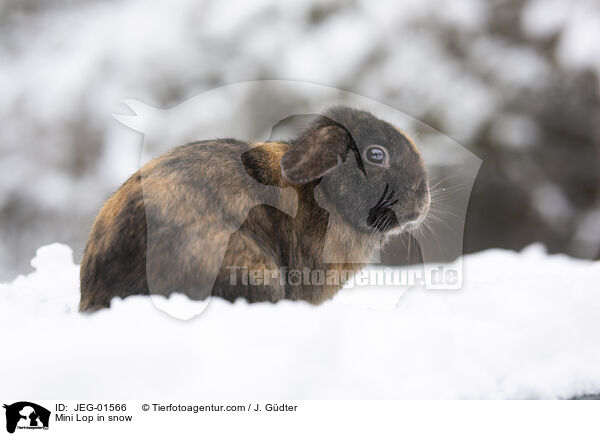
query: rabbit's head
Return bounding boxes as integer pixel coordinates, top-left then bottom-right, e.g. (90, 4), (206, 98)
(281, 106), (430, 234)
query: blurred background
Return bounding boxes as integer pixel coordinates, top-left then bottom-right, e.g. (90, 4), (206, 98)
(1, 0), (599, 281)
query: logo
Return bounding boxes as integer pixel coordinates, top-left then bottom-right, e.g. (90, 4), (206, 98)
(107, 81), (481, 320)
(3, 402), (50, 434)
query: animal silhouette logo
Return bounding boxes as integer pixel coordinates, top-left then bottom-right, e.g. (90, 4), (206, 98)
(3, 402), (50, 434)
(105, 81), (481, 319)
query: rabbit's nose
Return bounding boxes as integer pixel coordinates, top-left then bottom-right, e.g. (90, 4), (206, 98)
(401, 198), (430, 231)
(419, 198), (430, 219)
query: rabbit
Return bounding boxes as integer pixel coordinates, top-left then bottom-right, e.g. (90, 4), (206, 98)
(79, 106), (430, 311)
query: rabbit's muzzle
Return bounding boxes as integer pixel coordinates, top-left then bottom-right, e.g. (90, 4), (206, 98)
(367, 206), (399, 232)
(367, 183), (430, 233)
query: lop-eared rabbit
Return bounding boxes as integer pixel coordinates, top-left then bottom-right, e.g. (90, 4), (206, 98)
(80, 106), (430, 311)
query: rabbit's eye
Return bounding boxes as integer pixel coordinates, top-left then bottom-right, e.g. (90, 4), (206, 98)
(364, 145), (388, 165)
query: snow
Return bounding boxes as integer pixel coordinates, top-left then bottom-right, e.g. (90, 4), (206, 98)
(489, 113), (540, 149)
(521, 0), (571, 39)
(1, 243), (599, 399)
(555, 0), (600, 75)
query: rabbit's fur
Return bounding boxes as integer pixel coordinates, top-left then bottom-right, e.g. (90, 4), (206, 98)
(79, 106), (430, 311)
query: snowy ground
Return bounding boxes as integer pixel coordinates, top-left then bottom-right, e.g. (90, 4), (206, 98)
(1, 243), (599, 399)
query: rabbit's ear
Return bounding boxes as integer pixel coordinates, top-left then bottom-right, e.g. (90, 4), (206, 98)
(241, 143), (286, 187)
(281, 125), (354, 184)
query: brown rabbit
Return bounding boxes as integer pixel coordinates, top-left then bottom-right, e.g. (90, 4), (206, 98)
(79, 106), (430, 311)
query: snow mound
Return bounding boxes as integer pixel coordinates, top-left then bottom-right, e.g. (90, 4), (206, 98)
(1, 243), (599, 399)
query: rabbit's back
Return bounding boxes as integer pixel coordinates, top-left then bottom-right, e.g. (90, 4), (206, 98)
(79, 139), (288, 310)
